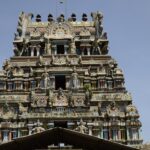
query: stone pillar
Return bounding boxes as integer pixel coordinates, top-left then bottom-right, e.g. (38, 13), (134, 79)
(88, 126), (92, 136)
(3, 130), (8, 142)
(4, 82), (6, 90)
(126, 128), (129, 140)
(87, 48), (90, 56)
(138, 128), (141, 140)
(66, 76), (70, 89)
(80, 78), (83, 89)
(20, 82), (23, 90)
(27, 123), (33, 135)
(0, 131), (2, 142)
(31, 47), (34, 56)
(17, 129), (21, 138)
(37, 78), (41, 88)
(64, 45), (68, 55)
(118, 129), (121, 140)
(104, 80), (107, 89)
(24, 81), (28, 91)
(109, 128), (112, 140)
(37, 49), (40, 56)
(50, 76), (55, 89)
(81, 48), (84, 55)
(53, 45), (57, 55)
(28, 127), (32, 135)
(100, 128), (103, 139)
(8, 131), (12, 141)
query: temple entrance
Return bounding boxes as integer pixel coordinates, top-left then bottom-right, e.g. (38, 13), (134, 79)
(55, 75), (66, 90)
(57, 45), (65, 54)
(54, 121), (67, 128)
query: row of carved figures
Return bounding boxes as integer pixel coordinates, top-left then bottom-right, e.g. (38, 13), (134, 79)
(13, 41), (108, 57)
(0, 119), (142, 143)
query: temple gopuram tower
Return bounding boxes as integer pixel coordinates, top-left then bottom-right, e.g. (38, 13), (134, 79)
(0, 11), (142, 148)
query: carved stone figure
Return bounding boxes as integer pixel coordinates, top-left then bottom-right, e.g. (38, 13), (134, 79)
(57, 88), (64, 99)
(13, 66), (24, 75)
(91, 11), (103, 38)
(71, 66), (79, 89)
(74, 119), (88, 134)
(66, 55), (70, 65)
(106, 102), (120, 117)
(17, 12), (33, 37)
(70, 39), (76, 54)
(30, 28), (41, 39)
(101, 32), (108, 39)
(37, 56), (44, 66)
(84, 84), (92, 106)
(52, 88), (68, 106)
(68, 91), (74, 107)
(32, 126), (45, 134)
(92, 39), (101, 55)
(45, 39), (51, 55)
(40, 68), (50, 89)
(32, 120), (45, 134)
(78, 55), (82, 64)
(19, 103), (28, 115)
(13, 44), (20, 56)
(6, 67), (13, 78)
(101, 42), (109, 55)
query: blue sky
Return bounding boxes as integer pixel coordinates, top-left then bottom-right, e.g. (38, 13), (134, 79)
(0, 0), (150, 142)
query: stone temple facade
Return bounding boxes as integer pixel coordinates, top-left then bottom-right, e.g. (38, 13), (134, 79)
(0, 12), (142, 148)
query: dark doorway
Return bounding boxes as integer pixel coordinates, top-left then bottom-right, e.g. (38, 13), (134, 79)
(55, 75), (66, 90)
(57, 45), (64, 54)
(84, 48), (88, 55)
(54, 121), (67, 128)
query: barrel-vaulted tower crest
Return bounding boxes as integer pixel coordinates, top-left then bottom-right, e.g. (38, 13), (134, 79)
(0, 11), (142, 148)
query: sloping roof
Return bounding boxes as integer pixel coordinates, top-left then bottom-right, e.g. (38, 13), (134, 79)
(0, 128), (138, 150)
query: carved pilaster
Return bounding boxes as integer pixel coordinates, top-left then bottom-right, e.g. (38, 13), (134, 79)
(8, 131), (12, 141)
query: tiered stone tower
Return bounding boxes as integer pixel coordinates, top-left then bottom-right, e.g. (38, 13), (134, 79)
(0, 12), (142, 148)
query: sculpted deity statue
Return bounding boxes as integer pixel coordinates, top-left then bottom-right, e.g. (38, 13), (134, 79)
(84, 84), (92, 106)
(74, 119), (88, 134)
(6, 67), (13, 78)
(37, 56), (44, 66)
(19, 103), (28, 115)
(45, 39), (51, 55)
(71, 66), (79, 89)
(13, 44), (20, 56)
(106, 101), (120, 117)
(41, 68), (50, 89)
(57, 88), (64, 99)
(31, 120), (45, 134)
(91, 11), (103, 38)
(70, 39), (76, 54)
(92, 39), (101, 55)
(17, 12), (33, 37)
(32, 126), (45, 134)
(68, 91), (74, 107)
